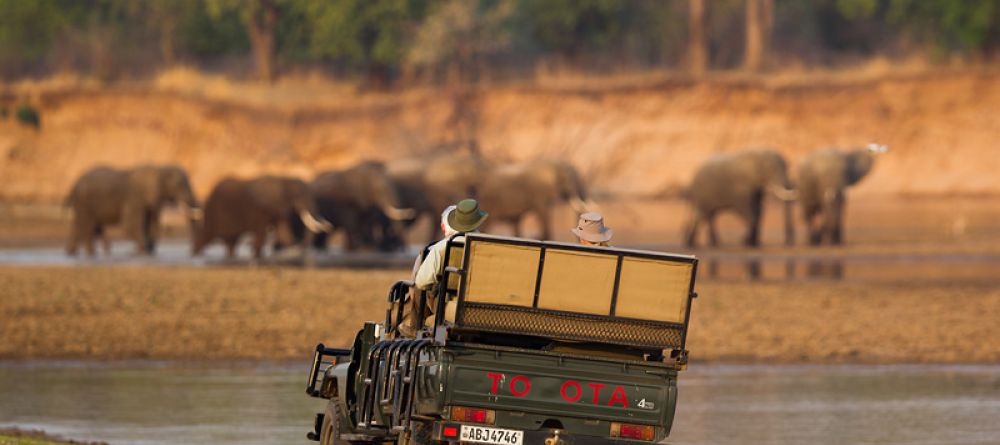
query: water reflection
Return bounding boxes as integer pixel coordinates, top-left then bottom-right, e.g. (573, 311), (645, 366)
(700, 255), (1000, 282)
(2, 362), (999, 445)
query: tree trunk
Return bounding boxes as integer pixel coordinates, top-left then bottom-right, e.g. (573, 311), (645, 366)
(743, 0), (764, 72)
(159, 16), (177, 66)
(687, 0), (708, 75)
(245, 0), (279, 82)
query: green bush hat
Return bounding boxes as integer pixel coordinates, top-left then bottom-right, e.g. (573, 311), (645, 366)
(447, 199), (489, 232)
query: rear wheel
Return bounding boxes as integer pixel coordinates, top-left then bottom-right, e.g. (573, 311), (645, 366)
(321, 403), (349, 445)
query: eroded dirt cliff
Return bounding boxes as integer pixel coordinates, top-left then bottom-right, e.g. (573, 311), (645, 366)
(2, 69), (998, 202)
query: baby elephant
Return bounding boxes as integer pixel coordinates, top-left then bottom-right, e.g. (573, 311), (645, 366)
(797, 144), (888, 245)
(684, 149), (796, 248)
(65, 165), (201, 257)
(193, 176), (331, 260)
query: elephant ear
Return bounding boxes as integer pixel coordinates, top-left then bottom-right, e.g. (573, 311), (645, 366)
(845, 149), (875, 186)
(127, 166), (162, 207)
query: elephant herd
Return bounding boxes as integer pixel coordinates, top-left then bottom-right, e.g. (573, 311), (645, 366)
(63, 144), (882, 259)
(684, 144), (888, 248)
(64, 154), (595, 260)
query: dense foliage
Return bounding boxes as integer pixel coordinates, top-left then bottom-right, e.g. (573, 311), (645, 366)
(0, 0), (996, 81)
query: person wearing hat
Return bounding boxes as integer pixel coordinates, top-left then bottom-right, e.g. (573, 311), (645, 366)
(572, 212), (613, 246)
(414, 198), (489, 290)
(398, 199), (488, 337)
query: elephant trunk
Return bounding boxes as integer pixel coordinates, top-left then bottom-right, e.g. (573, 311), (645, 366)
(299, 209), (333, 233)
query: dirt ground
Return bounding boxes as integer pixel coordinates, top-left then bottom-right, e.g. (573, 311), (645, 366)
(0, 428), (106, 445)
(1, 265), (997, 363)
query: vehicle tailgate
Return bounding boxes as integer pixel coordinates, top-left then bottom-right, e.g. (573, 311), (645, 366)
(443, 346), (676, 425)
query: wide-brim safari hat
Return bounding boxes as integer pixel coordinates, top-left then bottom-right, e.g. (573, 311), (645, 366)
(572, 212), (613, 243)
(447, 198), (489, 232)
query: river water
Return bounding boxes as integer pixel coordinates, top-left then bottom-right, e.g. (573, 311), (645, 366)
(2, 362), (998, 445)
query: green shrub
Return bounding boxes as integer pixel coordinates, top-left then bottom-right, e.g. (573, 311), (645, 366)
(15, 104), (40, 129)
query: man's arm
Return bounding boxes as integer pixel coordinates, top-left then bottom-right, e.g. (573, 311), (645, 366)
(414, 242), (444, 290)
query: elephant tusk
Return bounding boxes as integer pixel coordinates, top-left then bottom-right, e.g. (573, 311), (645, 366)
(570, 197), (588, 213)
(384, 206), (416, 221)
(770, 185), (798, 201)
(867, 143), (890, 153)
(300, 210), (333, 233)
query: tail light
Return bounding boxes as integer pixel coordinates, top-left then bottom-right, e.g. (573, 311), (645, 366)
(450, 406), (496, 425)
(610, 422), (655, 441)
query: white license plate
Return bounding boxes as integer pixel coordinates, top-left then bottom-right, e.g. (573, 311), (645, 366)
(459, 425), (524, 445)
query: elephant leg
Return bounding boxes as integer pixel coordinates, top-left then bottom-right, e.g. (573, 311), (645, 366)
(683, 211), (699, 248)
(250, 228), (267, 259)
(312, 231), (329, 251)
(742, 193), (763, 247)
(805, 208), (823, 246)
(224, 237), (239, 259)
(77, 220), (101, 257)
(96, 225), (111, 256)
(539, 211), (552, 241)
(145, 210), (161, 255)
(66, 213), (85, 256)
(818, 191), (843, 245)
(122, 205), (146, 256)
(707, 214), (720, 247)
(829, 193), (846, 245)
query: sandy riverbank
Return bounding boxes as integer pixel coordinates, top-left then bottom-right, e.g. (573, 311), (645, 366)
(1, 266), (997, 363)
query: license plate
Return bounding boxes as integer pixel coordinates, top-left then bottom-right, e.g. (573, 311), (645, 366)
(459, 425), (524, 445)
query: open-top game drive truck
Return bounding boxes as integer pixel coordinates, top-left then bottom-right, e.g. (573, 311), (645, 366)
(305, 233), (698, 445)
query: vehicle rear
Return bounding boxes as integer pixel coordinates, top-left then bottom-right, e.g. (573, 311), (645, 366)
(431, 343), (679, 444)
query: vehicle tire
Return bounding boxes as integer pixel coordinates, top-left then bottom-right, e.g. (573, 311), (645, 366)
(320, 402), (349, 445)
(397, 421), (432, 445)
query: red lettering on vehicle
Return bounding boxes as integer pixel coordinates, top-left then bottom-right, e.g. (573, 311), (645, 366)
(608, 386), (627, 407)
(560, 380), (581, 402)
(587, 382), (606, 404)
(487, 372), (504, 395)
(510, 375), (531, 397)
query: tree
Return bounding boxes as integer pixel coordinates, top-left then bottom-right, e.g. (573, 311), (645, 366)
(687, 0), (708, 74)
(208, 0), (284, 82)
(743, 0), (767, 71)
(407, 0), (513, 84)
(301, 0), (428, 87)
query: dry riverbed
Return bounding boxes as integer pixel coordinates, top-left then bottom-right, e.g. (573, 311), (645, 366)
(1, 266), (998, 363)
(0, 428), (106, 445)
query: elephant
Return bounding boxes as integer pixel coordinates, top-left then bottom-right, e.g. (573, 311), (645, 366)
(65, 164), (200, 257)
(308, 161), (415, 252)
(797, 144), (888, 245)
(193, 175), (331, 260)
(684, 149), (796, 248)
(477, 159), (595, 240)
(385, 152), (490, 244)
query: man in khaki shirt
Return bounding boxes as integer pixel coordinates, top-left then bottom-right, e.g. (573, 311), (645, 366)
(399, 199), (488, 336)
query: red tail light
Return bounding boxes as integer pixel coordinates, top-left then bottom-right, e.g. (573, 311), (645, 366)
(450, 406), (496, 425)
(443, 426), (459, 438)
(610, 422), (655, 441)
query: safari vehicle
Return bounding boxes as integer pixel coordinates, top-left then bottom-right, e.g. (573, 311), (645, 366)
(305, 234), (698, 445)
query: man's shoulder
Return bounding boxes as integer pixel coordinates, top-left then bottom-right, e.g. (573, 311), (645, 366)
(431, 235), (465, 251)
